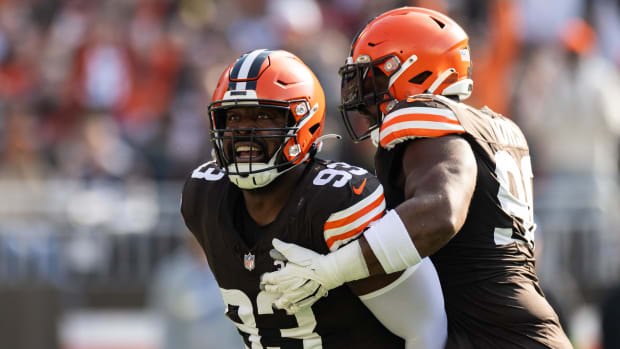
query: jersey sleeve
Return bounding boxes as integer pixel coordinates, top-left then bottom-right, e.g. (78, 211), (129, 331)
(379, 95), (466, 150)
(312, 162), (386, 252)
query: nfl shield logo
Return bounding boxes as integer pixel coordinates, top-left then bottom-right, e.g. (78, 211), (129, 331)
(244, 252), (255, 271)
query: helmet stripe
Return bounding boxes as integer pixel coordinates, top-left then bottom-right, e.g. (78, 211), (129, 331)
(228, 49), (263, 90)
(243, 50), (273, 90)
(229, 53), (249, 80)
(236, 49), (268, 80)
(227, 50), (274, 91)
(245, 80), (257, 90)
(246, 50), (272, 80)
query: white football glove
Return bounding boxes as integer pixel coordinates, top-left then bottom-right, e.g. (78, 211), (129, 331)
(260, 238), (369, 314)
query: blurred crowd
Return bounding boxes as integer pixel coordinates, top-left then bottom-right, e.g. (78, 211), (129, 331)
(1, 0), (620, 348)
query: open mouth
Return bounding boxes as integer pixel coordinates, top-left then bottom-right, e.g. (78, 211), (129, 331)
(234, 143), (266, 162)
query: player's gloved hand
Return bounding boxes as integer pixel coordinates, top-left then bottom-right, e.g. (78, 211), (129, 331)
(260, 238), (369, 314)
(262, 275), (328, 314)
(261, 241), (331, 314)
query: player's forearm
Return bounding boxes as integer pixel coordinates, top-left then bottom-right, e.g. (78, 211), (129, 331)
(393, 194), (463, 257)
(341, 205), (452, 278)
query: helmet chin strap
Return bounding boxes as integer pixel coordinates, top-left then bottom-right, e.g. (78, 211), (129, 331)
(227, 103), (330, 190)
(229, 150), (315, 189)
(228, 163), (278, 189)
(227, 136), (285, 189)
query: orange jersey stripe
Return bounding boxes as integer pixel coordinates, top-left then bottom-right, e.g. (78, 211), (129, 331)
(325, 211), (383, 249)
(324, 193), (385, 231)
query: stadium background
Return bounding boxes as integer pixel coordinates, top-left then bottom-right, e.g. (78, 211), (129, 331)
(1, 0), (619, 348)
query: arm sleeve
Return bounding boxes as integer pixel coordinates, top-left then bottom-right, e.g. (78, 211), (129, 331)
(359, 258), (447, 349)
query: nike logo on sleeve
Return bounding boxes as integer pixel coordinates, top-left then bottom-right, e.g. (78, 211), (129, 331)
(352, 178), (367, 195)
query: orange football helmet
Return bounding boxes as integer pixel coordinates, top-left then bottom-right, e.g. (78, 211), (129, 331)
(339, 7), (473, 142)
(209, 49), (326, 189)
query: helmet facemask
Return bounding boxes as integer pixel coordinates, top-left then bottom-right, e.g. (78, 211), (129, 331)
(209, 99), (313, 189)
(338, 55), (399, 143)
(208, 49), (327, 189)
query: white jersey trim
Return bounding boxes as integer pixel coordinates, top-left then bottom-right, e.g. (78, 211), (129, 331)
(382, 106), (458, 122)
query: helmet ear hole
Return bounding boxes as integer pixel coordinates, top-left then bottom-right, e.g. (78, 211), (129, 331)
(409, 71), (432, 85)
(309, 123), (320, 134)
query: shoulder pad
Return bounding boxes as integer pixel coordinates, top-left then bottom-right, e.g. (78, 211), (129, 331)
(379, 95), (465, 150)
(310, 161), (386, 251)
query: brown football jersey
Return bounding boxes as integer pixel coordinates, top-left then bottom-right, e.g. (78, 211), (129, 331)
(181, 159), (404, 348)
(375, 94), (571, 348)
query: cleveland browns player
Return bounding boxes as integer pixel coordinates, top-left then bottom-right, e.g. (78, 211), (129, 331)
(261, 8), (572, 348)
(181, 49), (447, 348)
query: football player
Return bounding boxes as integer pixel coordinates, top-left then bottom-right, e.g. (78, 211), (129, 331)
(181, 49), (447, 348)
(260, 8), (573, 348)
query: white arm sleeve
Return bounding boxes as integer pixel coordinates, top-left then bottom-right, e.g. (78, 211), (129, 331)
(359, 257), (447, 349)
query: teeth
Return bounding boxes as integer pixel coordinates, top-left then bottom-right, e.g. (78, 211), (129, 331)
(236, 145), (261, 152)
